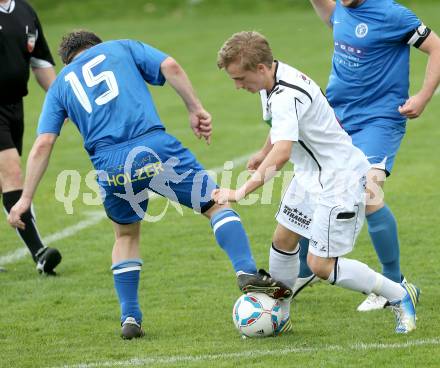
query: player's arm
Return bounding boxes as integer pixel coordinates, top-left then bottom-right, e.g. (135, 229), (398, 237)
(32, 66), (56, 92)
(8, 133), (57, 229)
(160, 57), (212, 144)
(309, 0), (336, 28)
(399, 31), (440, 119)
(247, 133), (273, 172)
(212, 140), (292, 204)
(30, 12), (56, 92)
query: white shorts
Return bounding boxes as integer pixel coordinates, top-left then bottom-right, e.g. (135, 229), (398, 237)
(275, 176), (366, 258)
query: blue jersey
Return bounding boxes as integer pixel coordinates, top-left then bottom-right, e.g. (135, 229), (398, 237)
(327, 0), (421, 130)
(38, 40), (168, 154)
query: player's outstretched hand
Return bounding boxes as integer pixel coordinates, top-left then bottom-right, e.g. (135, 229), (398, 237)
(190, 108), (212, 144)
(247, 151), (267, 173)
(398, 93), (430, 119)
(211, 188), (244, 205)
(8, 197), (31, 230)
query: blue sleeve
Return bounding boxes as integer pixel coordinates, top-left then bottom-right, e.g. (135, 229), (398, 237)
(37, 85), (67, 136)
(385, 3), (421, 43)
(124, 40), (168, 86)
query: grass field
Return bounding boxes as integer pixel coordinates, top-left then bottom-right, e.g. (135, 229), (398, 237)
(1, 1), (439, 367)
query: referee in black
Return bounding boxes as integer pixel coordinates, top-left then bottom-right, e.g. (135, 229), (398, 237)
(0, 0), (61, 274)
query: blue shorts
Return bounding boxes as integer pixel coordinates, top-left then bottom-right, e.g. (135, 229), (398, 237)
(90, 130), (217, 224)
(346, 122), (406, 176)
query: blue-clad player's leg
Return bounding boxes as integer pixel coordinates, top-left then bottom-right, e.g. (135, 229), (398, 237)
(298, 238), (313, 279)
(350, 123), (420, 311)
(138, 131), (293, 299)
(209, 207), (256, 274)
(204, 204), (292, 299)
(97, 131), (293, 339)
(111, 221), (145, 339)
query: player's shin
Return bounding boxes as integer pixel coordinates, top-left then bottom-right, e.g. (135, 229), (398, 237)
(269, 243), (299, 320)
(327, 257), (406, 302)
(367, 205), (401, 283)
(210, 209), (257, 274)
(111, 259), (143, 325)
(2, 189), (45, 260)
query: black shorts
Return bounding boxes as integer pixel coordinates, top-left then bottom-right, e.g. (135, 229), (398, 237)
(0, 100), (24, 156)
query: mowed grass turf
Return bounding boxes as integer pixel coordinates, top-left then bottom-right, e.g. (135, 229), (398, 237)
(0, 3), (439, 367)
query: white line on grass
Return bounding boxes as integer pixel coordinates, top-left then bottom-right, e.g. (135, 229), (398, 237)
(435, 87), (439, 95)
(0, 153), (252, 266)
(54, 337), (440, 368)
(0, 211), (107, 265)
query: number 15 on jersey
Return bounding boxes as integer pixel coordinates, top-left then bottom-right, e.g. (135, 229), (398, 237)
(64, 54), (119, 113)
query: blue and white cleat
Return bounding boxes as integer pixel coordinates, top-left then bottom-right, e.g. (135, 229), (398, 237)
(275, 317), (292, 336)
(402, 280), (421, 305)
(390, 284), (417, 334)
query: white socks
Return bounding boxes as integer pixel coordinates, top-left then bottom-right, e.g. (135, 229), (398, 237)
(269, 243), (300, 320)
(327, 257), (406, 302)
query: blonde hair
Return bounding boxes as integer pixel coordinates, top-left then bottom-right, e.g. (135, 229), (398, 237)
(217, 31), (273, 71)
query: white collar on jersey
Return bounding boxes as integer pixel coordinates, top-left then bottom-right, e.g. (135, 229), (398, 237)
(0, 0), (15, 14)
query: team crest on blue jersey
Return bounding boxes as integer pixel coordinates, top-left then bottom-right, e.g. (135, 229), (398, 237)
(355, 23), (368, 38)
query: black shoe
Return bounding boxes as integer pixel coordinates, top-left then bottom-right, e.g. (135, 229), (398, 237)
(237, 269), (292, 299)
(35, 247), (62, 275)
(121, 317), (145, 340)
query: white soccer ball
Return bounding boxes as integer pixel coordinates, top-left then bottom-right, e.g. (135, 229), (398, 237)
(232, 292), (282, 337)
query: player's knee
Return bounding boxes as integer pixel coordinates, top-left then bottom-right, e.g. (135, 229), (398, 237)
(365, 170), (386, 209)
(272, 228), (300, 253)
(113, 223), (140, 246)
(307, 258), (322, 277)
(114, 234), (139, 253)
(0, 164), (22, 188)
(365, 202), (385, 215)
(202, 202), (231, 219)
(307, 254), (332, 279)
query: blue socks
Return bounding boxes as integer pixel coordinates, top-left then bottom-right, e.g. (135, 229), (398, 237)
(112, 259), (143, 324)
(298, 237), (313, 278)
(210, 209), (257, 274)
(366, 205), (401, 283)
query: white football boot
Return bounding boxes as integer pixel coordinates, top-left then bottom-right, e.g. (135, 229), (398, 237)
(357, 293), (389, 312)
(357, 279), (420, 312)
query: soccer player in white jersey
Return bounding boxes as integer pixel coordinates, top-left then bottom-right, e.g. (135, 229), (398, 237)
(212, 31), (418, 334)
(297, 0), (439, 312)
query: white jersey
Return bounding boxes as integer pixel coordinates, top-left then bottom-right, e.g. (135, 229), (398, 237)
(260, 61), (370, 197)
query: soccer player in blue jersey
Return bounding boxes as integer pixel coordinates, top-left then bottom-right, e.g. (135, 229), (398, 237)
(7, 30), (291, 339)
(294, 0), (440, 310)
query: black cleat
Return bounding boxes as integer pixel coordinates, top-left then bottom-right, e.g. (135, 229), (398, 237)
(237, 269), (292, 299)
(121, 317), (145, 340)
(36, 247), (62, 276)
